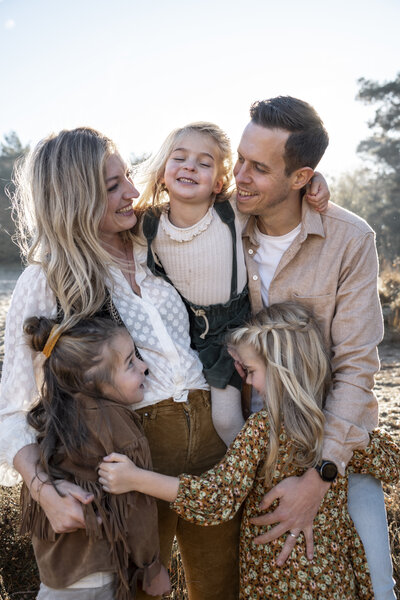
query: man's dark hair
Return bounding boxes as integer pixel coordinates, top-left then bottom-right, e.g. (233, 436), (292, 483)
(250, 96), (329, 175)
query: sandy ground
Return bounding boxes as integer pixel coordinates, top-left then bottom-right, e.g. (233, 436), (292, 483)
(375, 338), (400, 443)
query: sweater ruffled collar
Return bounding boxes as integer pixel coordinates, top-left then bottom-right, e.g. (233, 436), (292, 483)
(159, 205), (214, 242)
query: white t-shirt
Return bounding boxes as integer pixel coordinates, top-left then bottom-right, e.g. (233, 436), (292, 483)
(253, 223), (301, 306)
(251, 222), (301, 412)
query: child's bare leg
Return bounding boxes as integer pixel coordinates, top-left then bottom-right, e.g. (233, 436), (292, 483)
(211, 385), (245, 447)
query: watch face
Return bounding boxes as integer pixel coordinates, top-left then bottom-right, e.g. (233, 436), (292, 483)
(321, 461), (338, 481)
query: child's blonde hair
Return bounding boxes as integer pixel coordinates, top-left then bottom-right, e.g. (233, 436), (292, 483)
(229, 302), (331, 485)
(135, 122), (233, 213)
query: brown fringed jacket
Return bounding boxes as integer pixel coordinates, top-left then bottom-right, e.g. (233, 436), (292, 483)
(20, 398), (165, 600)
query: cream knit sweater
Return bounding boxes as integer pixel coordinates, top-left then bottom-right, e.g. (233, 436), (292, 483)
(151, 200), (247, 306)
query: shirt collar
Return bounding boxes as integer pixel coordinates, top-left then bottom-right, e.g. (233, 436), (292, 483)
(299, 199), (326, 240)
(242, 200), (326, 246)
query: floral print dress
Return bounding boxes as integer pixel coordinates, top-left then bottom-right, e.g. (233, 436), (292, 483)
(172, 411), (400, 600)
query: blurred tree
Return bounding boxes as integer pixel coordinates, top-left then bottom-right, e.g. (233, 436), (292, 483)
(0, 132), (29, 264)
(330, 168), (399, 262)
(333, 73), (400, 264)
(357, 73), (400, 184)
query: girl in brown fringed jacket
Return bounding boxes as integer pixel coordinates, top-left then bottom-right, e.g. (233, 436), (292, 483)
(20, 316), (170, 600)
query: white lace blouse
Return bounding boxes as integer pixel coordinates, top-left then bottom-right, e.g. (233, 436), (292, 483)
(0, 244), (207, 486)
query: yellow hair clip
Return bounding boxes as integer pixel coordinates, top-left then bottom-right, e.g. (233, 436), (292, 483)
(42, 325), (62, 359)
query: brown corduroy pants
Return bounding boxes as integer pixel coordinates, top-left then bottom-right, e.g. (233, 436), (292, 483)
(135, 390), (240, 600)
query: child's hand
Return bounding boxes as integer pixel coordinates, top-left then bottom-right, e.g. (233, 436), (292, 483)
(304, 171), (330, 212)
(98, 453), (140, 494)
(143, 564), (171, 597)
(100, 456), (180, 502)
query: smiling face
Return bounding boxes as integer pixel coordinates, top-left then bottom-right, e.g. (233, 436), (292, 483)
(162, 131), (223, 208)
(99, 154), (139, 243)
(102, 332), (148, 405)
(233, 122), (295, 218)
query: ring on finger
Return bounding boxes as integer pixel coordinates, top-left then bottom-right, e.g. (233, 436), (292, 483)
(288, 531), (298, 539)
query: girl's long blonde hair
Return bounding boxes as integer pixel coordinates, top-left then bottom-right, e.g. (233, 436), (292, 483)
(229, 302), (331, 485)
(135, 121), (233, 214)
(12, 127), (133, 327)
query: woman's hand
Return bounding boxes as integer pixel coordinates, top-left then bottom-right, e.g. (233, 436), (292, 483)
(305, 171), (330, 212)
(250, 468), (330, 566)
(38, 480), (94, 533)
(99, 453), (139, 494)
(14, 443), (93, 533)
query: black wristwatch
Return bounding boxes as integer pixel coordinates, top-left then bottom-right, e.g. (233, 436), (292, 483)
(315, 460), (338, 482)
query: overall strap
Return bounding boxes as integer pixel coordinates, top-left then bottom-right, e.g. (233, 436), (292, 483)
(214, 200), (237, 298)
(142, 211), (175, 286)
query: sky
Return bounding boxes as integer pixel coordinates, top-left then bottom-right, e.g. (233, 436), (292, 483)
(0, 0), (399, 178)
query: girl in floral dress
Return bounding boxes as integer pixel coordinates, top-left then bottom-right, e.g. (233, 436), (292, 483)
(99, 301), (400, 600)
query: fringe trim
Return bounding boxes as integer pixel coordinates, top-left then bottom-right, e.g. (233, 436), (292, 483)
(20, 439), (162, 600)
(20, 484), (56, 541)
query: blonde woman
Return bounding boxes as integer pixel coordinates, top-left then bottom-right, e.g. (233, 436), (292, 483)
(0, 128), (240, 599)
(99, 302), (400, 599)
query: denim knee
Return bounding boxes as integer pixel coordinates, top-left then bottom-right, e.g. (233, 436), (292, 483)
(348, 473), (396, 600)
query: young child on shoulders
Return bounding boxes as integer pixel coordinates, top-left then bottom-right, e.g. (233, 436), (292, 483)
(21, 316), (170, 600)
(135, 122), (330, 446)
(99, 302), (400, 599)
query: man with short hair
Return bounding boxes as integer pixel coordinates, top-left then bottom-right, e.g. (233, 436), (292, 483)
(234, 96), (395, 599)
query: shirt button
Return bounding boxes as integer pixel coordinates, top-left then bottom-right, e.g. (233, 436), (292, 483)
(248, 249), (254, 255)
(252, 275), (258, 281)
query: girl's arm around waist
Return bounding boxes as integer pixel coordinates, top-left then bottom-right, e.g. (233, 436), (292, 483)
(99, 453), (179, 501)
(100, 411), (268, 525)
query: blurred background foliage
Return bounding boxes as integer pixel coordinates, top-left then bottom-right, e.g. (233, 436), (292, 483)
(1, 74), (400, 269)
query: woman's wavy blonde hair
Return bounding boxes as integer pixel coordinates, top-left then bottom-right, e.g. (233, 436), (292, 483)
(135, 121), (233, 214)
(229, 302), (331, 485)
(12, 127), (133, 327)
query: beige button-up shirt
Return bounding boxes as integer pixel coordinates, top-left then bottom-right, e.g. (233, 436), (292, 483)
(243, 200), (383, 473)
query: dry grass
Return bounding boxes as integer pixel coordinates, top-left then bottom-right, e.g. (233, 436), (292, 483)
(386, 482), (400, 594)
(379, 264), (400, 336)
(0, 485), (40, 600)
